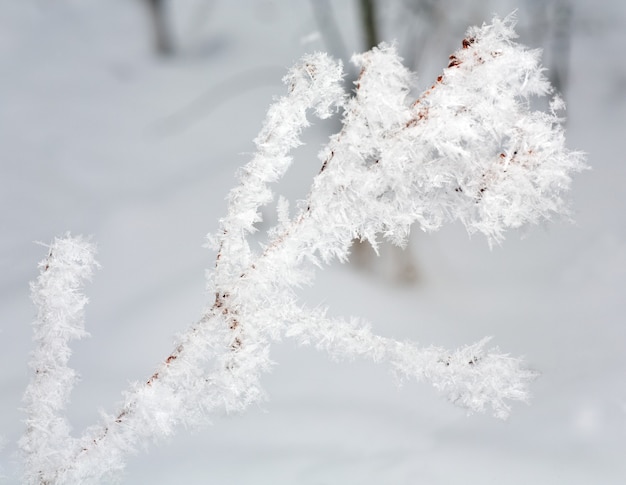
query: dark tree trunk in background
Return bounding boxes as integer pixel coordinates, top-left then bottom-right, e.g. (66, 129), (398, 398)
(359, 0), (380, 50)
(528, 0), (572, 97)
(146, 0), (174, 56)
(549, 0), (572, 95)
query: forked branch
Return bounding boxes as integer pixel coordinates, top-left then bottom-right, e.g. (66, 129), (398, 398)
(20, 15), (584, 485)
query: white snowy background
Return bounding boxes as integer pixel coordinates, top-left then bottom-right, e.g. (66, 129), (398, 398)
(1, 0), (625, 483)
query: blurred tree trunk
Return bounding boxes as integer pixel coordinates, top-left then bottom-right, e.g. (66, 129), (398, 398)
(145, 0), (174, 56)
(549, 0), (572, 95)
(359, 0), (380, 50)
(528, 0), (572, 97)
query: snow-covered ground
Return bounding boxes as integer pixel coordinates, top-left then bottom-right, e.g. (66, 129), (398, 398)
(1, 0), (625, 483)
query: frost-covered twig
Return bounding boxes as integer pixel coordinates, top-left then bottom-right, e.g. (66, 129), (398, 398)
(285, 307), (536, 420)
(19, 15), (584, 484)
(20, 235), (98, 484)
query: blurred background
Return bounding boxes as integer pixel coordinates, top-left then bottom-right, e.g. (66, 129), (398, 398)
(1, 0), (625, 483)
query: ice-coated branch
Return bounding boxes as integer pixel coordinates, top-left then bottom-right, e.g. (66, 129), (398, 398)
(212, 51), (345, 284)
(19, 15), (584, 484)
(20, 235), (98, 484)
(285, 307), (536, 419)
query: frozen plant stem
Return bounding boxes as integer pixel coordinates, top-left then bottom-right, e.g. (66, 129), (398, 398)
(20, 236), (98, 484)
(20, 15), (584, 485)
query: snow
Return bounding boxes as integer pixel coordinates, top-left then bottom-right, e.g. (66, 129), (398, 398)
(1, 0), (625, 483)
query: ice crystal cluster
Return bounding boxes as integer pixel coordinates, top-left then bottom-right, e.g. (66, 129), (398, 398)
(19, 16), (584, 484)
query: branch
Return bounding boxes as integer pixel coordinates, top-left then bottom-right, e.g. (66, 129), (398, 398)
(20, 235), (98, 484)
(19, 14), (585, 484)
(285, 307), (536, 419)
